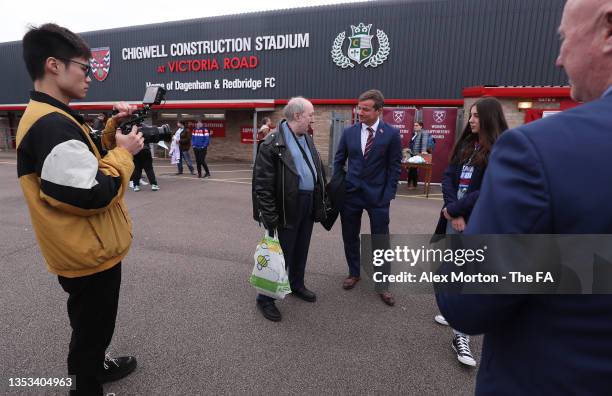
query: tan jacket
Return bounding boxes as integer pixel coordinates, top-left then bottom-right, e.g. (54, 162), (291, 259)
(17, 94), (134, 278)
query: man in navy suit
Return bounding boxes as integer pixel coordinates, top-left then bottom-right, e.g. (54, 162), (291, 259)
(333, 89), (402, 306)
(436, 0), (612, 393)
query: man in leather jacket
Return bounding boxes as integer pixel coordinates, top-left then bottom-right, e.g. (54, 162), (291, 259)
(252, 97), (327, 322)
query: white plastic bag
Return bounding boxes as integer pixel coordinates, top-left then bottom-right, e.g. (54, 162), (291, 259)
(408, 155), (426, 164)
(249, 231), (291, 299)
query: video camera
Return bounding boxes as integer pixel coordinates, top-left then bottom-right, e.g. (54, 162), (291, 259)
(113, 86), (172, 144)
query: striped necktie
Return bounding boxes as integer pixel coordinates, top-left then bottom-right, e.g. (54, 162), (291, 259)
(364, 126), (375, 159)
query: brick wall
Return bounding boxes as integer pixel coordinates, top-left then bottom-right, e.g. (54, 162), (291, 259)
(207, 110), (255, 163)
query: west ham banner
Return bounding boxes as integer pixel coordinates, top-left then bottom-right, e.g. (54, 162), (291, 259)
(383, 107), (416, 181)
(422, 107), (458, 183)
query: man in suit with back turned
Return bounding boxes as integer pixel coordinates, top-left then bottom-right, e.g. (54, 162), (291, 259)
(436, 0), (612, 393)
(333, 89), (402, 306)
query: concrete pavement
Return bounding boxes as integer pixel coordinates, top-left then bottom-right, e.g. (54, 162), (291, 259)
(0, 153), (479, 395)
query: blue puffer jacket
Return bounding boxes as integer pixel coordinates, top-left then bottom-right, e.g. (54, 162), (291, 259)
(192, 127), (210, 148)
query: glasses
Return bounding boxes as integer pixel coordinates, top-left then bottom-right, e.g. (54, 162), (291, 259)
(56, 57), (92, 78)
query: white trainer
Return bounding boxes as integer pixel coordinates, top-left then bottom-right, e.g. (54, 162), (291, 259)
(434, 314), (449, 326)
(140, 178), (149, 186)
(151, 184), (160, 191)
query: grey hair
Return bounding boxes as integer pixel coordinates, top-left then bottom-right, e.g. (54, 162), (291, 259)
(283, 97), (310, 121)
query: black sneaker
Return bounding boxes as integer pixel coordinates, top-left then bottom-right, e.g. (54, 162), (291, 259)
(256, 300), (281, 322)
(452, 334), (476, 367)
(97, 354), (137, 383)
(292, 287), (317, 302)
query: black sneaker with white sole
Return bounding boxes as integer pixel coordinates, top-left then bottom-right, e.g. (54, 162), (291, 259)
(97, 354), (137, 383)
(452, 334), (477, 367)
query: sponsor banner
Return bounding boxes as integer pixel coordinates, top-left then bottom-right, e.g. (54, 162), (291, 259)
(241, 126), (256, 144)
(202, 121), (225, 138)
(422, 107), (458, 183)
(383, 107), (415, 181)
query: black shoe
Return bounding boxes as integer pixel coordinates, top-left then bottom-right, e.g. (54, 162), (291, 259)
(175, 172), (183, 175)
(256, 300), (281, 322)
(292, 287), (317, 302)
(97, 354), (137, 383)
(190, 170), (195, 175)
(204, 173), (211, 178)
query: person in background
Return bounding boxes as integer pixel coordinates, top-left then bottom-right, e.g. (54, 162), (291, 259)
(257, 117), (272, 141)
(174, 121), (194, 175)
(131, 145), (159, 192)
(192, 120), (211, 178)
(407, 121), (434, 189)
(92, 113), (105, 132)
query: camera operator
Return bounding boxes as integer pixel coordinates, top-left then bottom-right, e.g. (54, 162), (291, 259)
(16, 23), (143, 395)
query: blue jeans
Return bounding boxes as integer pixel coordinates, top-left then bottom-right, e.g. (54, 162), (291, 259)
(178, 150), (194, 173)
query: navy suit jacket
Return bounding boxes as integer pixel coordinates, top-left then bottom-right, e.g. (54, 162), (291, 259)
(436, 93), (612, 394)
(333, 120), (402, 207)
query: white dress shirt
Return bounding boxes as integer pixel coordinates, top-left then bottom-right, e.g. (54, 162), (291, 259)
(360, 118), (380, 154)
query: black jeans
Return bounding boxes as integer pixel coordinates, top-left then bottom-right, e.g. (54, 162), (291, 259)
(407, 167), (418, 187)
(257, 191), (314, 302)
(58, 263), (122, 396)
(193, 147), (210, 177)
(132, 149), (157, 186)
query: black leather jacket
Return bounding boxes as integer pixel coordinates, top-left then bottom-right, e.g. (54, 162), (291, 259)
(252, 120), (328, 230)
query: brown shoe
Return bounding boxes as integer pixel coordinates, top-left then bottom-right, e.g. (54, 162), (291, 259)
(379, 291), (395, 306)
(343, 276), (360, 290)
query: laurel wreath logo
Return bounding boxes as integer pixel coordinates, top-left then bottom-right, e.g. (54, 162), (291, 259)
(365, 30), (390, 68)
(331, 28), (390, 69)
(331, 31), (355, 68)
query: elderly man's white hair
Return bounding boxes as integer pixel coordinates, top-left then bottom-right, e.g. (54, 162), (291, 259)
(283, 97), (311, 121)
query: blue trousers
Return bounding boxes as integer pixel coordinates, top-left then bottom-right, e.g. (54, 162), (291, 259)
(177, 150), (194, 174)
(340, 192), (390, 278)
(257, 191), (314, 302)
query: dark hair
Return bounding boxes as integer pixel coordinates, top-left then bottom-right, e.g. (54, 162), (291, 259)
(22, 23), (91, 81)
(358, 89), (384, 110)
(415, 121), (424, 127)
(449, 97), (508, 168)
(261, 117), (271, 126)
